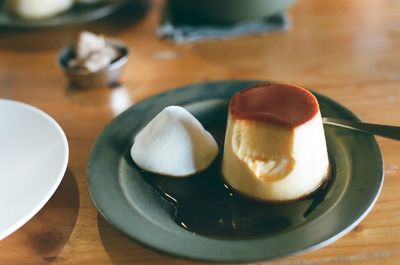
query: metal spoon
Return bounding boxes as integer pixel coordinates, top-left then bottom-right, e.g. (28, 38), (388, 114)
(323, 117), (400, 141)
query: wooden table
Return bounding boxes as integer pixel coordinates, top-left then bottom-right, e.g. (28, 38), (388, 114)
(1, 0), (400, 264)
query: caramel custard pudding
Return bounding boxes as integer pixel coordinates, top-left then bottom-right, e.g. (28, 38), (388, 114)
(222, 83), (330, 201)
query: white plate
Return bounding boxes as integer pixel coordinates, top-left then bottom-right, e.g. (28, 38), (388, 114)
(0, 99), (69, 240)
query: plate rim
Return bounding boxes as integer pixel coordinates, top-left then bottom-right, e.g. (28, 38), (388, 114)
(87, 80), (384, 262)
(0, 99), (69, 240)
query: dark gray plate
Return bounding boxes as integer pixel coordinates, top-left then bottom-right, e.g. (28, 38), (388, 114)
(0, 0), (129, 29)
(87, 80), (383, 262)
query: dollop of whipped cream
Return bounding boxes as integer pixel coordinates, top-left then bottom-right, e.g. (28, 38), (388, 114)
(131, 106), (218, 177)
(68, 31), (119, 73)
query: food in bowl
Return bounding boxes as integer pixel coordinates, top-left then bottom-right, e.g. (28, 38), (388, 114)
(59, 31), (128, 88)
(6, 0), (74, 19)
(68, 31), (121, 73)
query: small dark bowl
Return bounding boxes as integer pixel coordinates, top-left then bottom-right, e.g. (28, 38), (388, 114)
(59, 39), (129, 88)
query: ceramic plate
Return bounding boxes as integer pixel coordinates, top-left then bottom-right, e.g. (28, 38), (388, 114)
(0, 99), (69, 240)
(88, 80), (383, 262)
(0, 0), (129, 29)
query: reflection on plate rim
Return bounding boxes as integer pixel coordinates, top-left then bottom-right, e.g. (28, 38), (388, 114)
(0, 99), (69, 240)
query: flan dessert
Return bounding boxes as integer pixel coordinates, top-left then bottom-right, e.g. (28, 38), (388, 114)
(222, 83), (330, 201)
(131, 106), (218, 177)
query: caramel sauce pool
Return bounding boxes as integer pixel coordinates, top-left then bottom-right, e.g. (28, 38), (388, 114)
(135, 121), (332, 239)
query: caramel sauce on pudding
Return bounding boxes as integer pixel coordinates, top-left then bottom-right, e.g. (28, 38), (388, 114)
(229, 83), (319, 127)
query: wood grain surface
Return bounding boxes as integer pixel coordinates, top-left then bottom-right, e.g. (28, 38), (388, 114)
(1, 0), (400, 264)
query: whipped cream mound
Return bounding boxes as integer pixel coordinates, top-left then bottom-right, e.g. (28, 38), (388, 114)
(131, 106), (219, 177)
(68, 31), (119, 73)
(7, 0), (74, 19)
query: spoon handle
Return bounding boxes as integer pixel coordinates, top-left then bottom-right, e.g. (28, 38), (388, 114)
(323, 117), (400, 141)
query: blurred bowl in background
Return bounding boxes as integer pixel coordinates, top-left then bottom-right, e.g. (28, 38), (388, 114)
(59, 39), (128, 88)
(169, 0), (296, 24)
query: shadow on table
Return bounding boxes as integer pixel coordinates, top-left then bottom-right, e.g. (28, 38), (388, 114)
(0, 0), (151, 52)
(97, 214), (196, 265)
(0, 168), (80, 264)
